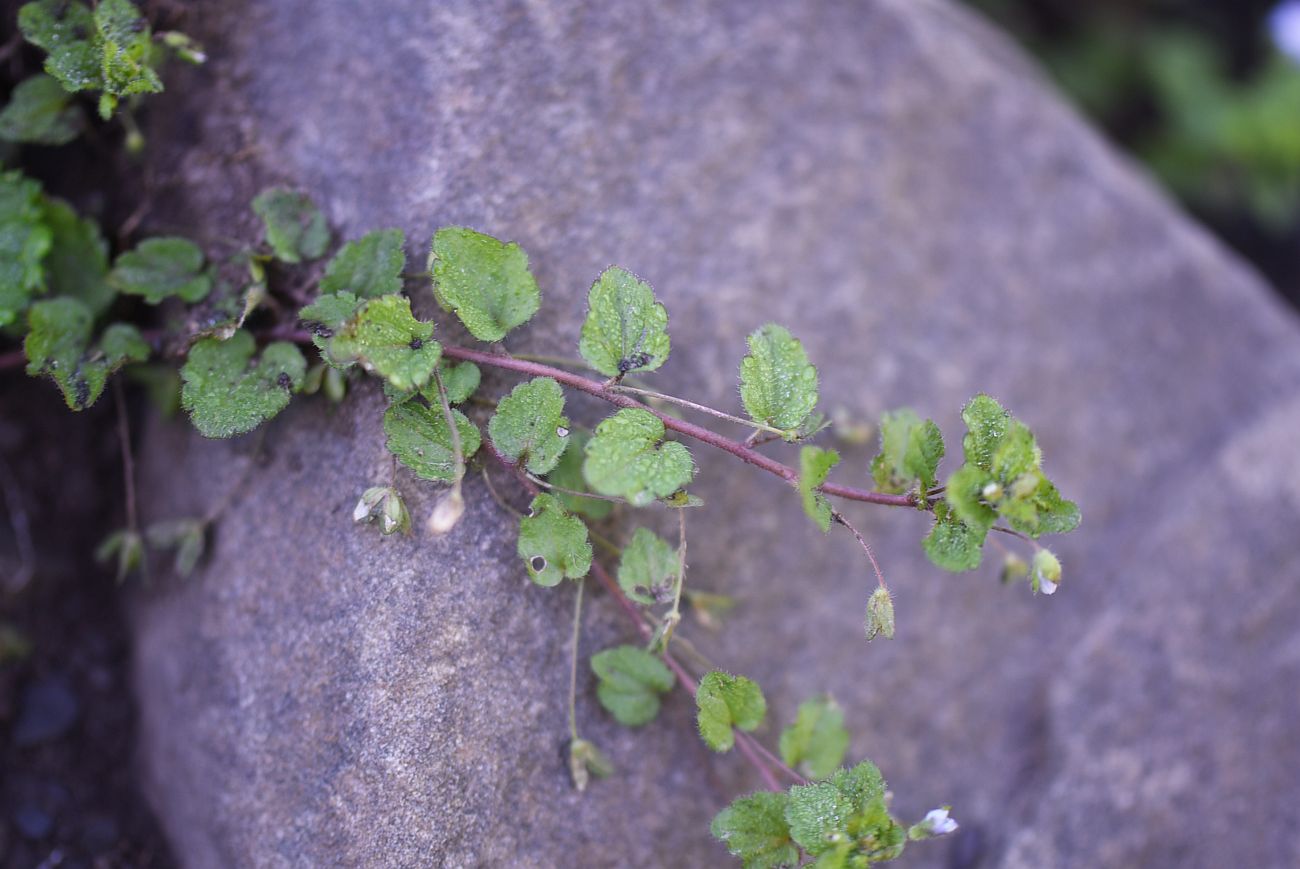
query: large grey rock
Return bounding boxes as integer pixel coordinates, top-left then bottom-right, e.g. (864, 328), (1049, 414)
(132, 0), (1300, 866)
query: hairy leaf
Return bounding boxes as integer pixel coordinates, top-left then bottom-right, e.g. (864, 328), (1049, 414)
(303, 293), (441, 391)
(578, 266), (671, 377)
(428, 226), (539, 342)
(0, 170), (52, 326)
(697, 670), (766, 752)
(799, 446), (840, 533)
(24, 298), (147, 409)
(583, 408), (694, 506)
(545, 431), (612, 520)
(785, 761), (887, 857)
(18, 1), (103, 95)
(870, 408), (944, 495)
(93, 0), (163, 116)
(382, 400), (481, 482)
(252, 187), (329, 263)
(0, 74), (81, 145)
(617, 527), (679, 605)
(180, 330), (305, 438)
(320, 228), (405, 298)
(437, 359), (480, 405)
(739, 324), (819, 433)
(711, 791), (799, 869)
(110, 236), (211, 304)
(591, 645), (675, 726)
(960, 393), (1011, 471)
(780, 696), (850, 780)
(41, 198), (113, 315)
(516, 493), (591, 586)
(922, 502), (986, 572)
(489, 377), (570, 475)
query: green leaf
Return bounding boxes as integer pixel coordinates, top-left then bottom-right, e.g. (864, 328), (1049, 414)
(24, 298), (147, 409)
(41, 198), (113, 316)
(299, 291), (362, 346)
(617, 527), (679, 605)
(516, 493), (592, 586)
(252, 187), (329, 263)
(94, 0), (163, 115)
(18, 0), (103, 95)
(960, 393), (1012, 472)
(179, 330), (306, 437)
(0, 74), (81, 145)
(437, 359), (480, 404)
(545, 430), (612, 520)
(591, 644), (675, 726)
(428, 226), (539, 342)
(488, 377), (570, 475)
(780, 697), (850, 780)
(870, 409), (944, 495)
(583, 408), (694, 506)
(382, 400), (481, 482)
(342, 295), (440, 391)
(922, 502), (986, 572)
(696, 670), (766, 752)
(739, 324), (819, 434)
(711, 791), (800, 869)
(799, 447), (840, 533)
(145, 518), (206, 578)
(945, 397), (1080, 540)
(320, 228), (405, 298)
(0, 170), (53, 327)
(785, 761), (887, 857)
(578, 266), (671, 377)
(110, 236), (211, 304)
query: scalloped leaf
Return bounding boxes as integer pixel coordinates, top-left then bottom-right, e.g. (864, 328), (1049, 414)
(252, 187), (329, 263)
(516, 493), (591, 587)
(870, 408), (944, 495)
(110, 237), (211, 304)
(180, 330), (305, 438)
(0, 74), (81, 145)
(739, 324), (819, 434)
(0, 170), (53, 327)
(591, 645), (675, 726)
(578, 266), (670, 377)
(799, 446), (840, 533)
(784, 761), (891, 858)
(711, 792), (798, 869)
(697, 670), (767, 753)
(41, 198), (113, 316)
(24, 297), (147, 410)
(779, 696), (850, 781)
(382, 400), (481, 482)
(583, 408), (694, 506)
(302, 293), (441, 391)
(18, 1), (103, 95)
(428, 226), (539, 342)
(488, 377), (570, 475)
(617, 527), (679, 606)
(320, 228), (405, 298)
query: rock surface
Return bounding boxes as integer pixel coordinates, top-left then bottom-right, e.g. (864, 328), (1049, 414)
(132, 0), (1300, 866)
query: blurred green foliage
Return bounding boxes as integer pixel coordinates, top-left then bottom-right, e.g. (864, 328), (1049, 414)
(966, 1), (1300, 293)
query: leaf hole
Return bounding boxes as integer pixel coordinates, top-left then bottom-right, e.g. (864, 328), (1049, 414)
(530, 555), (547, 573)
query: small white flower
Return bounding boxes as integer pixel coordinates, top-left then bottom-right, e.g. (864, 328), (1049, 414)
(921, 807), (958, 836)
(1036, 569), (1059, 595)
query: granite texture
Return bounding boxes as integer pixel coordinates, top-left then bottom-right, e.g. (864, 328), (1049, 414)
(132, 0), (1300, 866)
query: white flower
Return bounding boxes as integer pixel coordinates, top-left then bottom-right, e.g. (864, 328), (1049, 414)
(1036, 570), (1059, 595)
(920, 807), (958, 836)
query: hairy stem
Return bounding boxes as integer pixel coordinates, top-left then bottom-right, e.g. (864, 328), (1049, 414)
(612, 383), (785, 436)
(832, 509), (888, 592)
(440, 344), (915, 509)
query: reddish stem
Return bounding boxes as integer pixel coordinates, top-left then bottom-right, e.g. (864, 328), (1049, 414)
(442, 345), (914, 509)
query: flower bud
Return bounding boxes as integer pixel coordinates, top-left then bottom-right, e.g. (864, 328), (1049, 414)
(568, 738), (614, 792)
(908, 807), (958, 840)
(1032, 548), (1061, 595)
(865, 586), (895, 641)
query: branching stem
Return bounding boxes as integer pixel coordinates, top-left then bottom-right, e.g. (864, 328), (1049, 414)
(440, 344), (915, 509)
